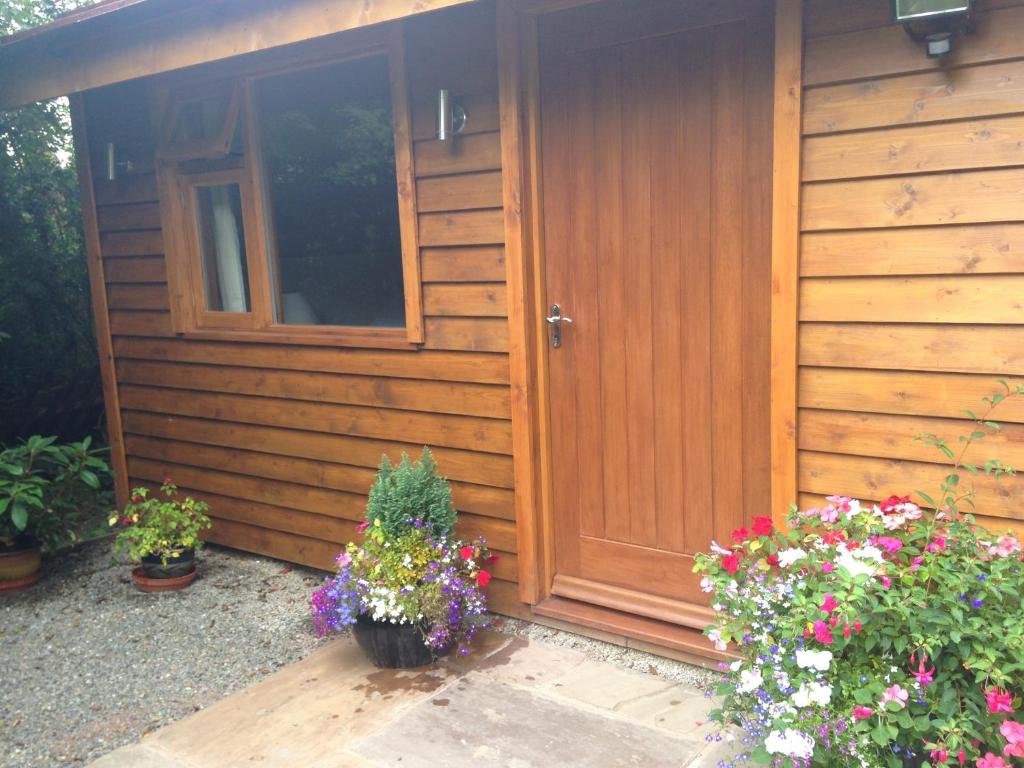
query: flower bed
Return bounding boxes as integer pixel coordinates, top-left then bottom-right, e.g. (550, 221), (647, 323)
(696, 389), (1024, 767)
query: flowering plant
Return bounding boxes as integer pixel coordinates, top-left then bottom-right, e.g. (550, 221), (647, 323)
(110, 480), (211, 565)
(696, 386), (1024, 767)
(311, 451), (495, 656)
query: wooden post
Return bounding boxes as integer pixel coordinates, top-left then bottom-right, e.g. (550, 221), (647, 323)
(70, 94), (130, 510)
(497, 0), (550, 604)
(770, 0), (803, 525)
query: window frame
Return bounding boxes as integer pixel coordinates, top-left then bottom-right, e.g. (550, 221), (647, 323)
(154, 23), (423, 349)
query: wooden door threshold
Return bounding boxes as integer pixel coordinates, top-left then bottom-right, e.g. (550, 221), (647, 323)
(530, 595), (735, 667)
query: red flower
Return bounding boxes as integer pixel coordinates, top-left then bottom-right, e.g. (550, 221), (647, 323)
(460, 545), (474, 561)
(731, 527), (749, 543)
(766, 554), (779, 567)
(854, 619), (862, 633)
(476, 570), (492, 588)
(485, 554), (500, 565)
(752, 516), (774, 537)
(820, 594), (839, 613)
(843, 624), (852, 638)
(120, 516), (132, 526)
(162, 476), (174, 485)
(822, 530), (846, 545)
(721, 553), (741, 575)
(880, 494), (911, 513)
(130, 494), (143, 504)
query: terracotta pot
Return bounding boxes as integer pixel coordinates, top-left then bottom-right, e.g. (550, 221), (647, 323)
(0, 543), (42, 592)
(131, 566), (196, 593)
(140, 549), (195, 579)
(353, 613), (435, 668)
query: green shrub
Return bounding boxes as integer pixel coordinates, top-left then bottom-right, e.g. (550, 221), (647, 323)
(364, 447), (456, 538)
(0, 434), (111, 551)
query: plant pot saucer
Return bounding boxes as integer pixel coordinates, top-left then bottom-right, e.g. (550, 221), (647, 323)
(131, 566), (196, 593)
(0, 571), (42, 592)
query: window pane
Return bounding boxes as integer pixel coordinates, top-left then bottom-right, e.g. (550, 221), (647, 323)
(257, 55), (406, 328)
(195, 183), (251, 313)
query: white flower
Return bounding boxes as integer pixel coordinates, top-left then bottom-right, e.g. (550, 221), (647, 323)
(700, 576), (714, 593)
(736, 668), (763, 694)
(835, 543), (883, 578)
(777, 548), (807, 568)
(730, 661), (743, 672)
(765, 729), (814, 759)
(710, 541), (732, 556)
(707, 629), (727, 651)
(795, 649), (832, 672)
(792, 681), (832, 708)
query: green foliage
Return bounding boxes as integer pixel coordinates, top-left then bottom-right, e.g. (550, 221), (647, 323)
(364, 448), (457, 538)
(0, 434), (112, 551)
(0, 0), (98, 442)
(111, 481), (212, 565)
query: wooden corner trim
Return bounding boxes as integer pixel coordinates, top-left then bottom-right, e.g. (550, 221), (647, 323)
(770, 0), (803, 526)
(70, 94), (131, 510)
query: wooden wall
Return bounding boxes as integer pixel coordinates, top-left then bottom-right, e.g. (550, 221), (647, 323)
(83, 3), (526, 615)
(799, 0), (1024, 536)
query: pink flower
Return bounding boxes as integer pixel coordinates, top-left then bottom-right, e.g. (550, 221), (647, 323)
(931, 747), (949, 764)
(910, 653), (935, 687)
(928, 536), (947, 553)
(821, 594), (839, 613)
(821, 562), (834, 574)
(872, 536), (904, 554)
(991, 535), (1022, 558)
(853, 619), (862, 633)
(881, 684), (909, 709)
(813, 620), (833, 646)
(880, 576), (893, 589)
(335, 552), (352, 568)
(1001, 721), (1024, 758)
(910, 556), (925, 571)
(852, 705), (873, 721)
(356, 520), (370, 533)
(976, 754), (1009, 768)
(986, 688), (1016, 715)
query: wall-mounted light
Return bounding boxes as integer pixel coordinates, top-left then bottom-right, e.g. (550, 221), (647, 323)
(436, 89), (467, 143)
(894, 0), (974, 57)
(104, 142), (136, 181)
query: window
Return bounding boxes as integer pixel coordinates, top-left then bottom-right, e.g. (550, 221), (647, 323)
(156, 26), (422, 347)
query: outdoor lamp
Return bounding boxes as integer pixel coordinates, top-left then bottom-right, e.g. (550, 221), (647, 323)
(436, 89), (467, 143)
(104, 142), (136, 181)
(894, 0), (974, 57)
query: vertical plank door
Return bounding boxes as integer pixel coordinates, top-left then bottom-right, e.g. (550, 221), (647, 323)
(538, 0), (773, 624)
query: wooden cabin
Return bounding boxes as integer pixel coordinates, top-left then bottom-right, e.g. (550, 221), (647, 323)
(2, 0), (1023, 662)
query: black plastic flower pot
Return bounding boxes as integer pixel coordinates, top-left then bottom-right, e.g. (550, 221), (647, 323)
(140, 549), (195, 579)
(902, 751), (926, 768)
(352, 613), (435, 669)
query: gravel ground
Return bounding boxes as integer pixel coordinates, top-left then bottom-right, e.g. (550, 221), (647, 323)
(1, 539), (713, 768)
(0, 539), (329, 768)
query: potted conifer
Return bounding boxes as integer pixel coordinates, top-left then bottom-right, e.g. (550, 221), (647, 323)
(311, 448), (496, 668)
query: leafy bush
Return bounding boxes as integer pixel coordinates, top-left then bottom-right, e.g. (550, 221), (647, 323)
(365, 447), (456, 538)
(110, 480), (212, 565)
(695, 385), (1024, 767)
(0, 434), (111, 551)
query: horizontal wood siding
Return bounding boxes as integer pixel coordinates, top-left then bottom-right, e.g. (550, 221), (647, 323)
(83, 4), (526, 617)
(799, 0), (1024, 532)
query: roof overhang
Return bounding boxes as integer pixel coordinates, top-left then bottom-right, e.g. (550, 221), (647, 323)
(0, 0), (478, 109)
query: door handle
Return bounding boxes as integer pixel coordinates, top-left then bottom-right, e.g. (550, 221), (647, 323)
(545, 304), (573, 348)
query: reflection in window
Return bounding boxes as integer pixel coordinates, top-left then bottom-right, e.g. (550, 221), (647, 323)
(195, 183), (251, 313)
(256, 55), (406, 328)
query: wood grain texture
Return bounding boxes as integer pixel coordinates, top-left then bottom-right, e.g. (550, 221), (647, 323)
(801, 275), (1024, 324)
(797, 2), (1024, 528)
(803, 60), (1024, 135)
(801, 224), (1024, 277)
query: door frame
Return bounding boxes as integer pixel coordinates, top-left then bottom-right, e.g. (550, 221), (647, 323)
(496, 0), (804, 609)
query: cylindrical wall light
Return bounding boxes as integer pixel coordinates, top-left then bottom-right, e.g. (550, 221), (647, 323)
(436, 89), (467, 143)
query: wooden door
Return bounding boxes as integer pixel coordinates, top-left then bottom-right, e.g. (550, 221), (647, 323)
(539, 0), (773, 626)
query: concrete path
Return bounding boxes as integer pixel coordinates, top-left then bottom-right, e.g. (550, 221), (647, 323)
(88, 632), (738, 768)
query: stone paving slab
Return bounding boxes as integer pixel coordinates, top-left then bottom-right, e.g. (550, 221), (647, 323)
(88, 632), (730, 768)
